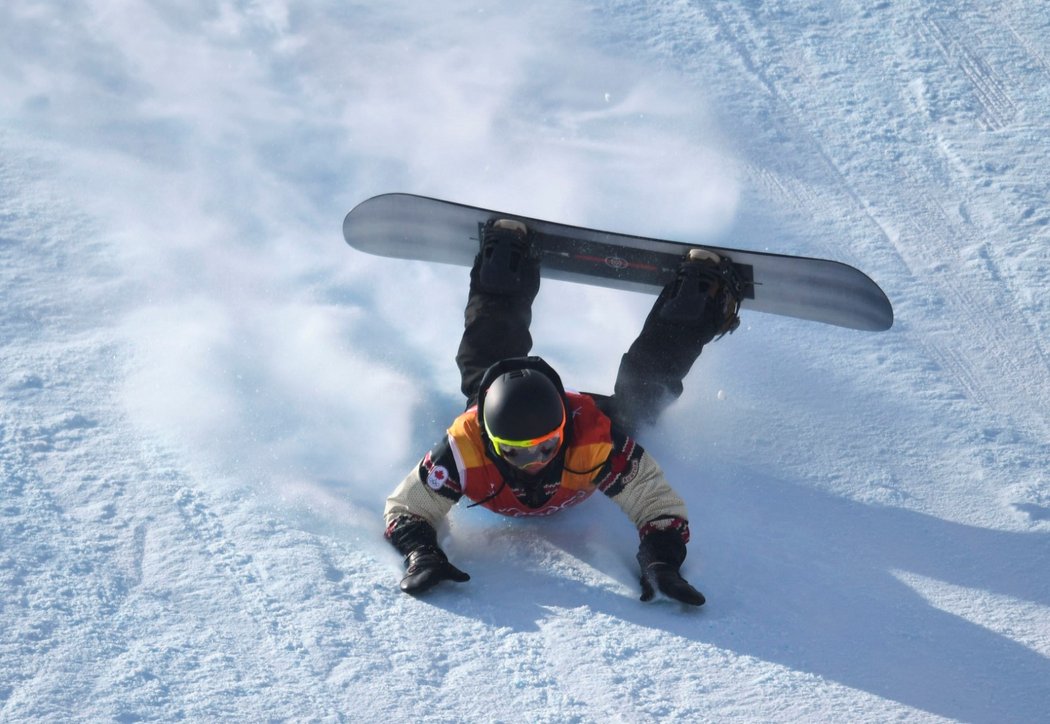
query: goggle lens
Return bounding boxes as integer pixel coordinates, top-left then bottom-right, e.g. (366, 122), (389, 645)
(496, 436), (562, 468)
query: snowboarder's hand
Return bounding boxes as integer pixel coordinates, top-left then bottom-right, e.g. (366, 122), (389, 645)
(639, 562), (706, 606)
(399, 547), (470, 595)
(636, 524), (705, 606)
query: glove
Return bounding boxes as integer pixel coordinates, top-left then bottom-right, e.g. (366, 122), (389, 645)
(639, 562), (706, 606)
(637, 528), (706, 606)
(399, 546), (470, 595)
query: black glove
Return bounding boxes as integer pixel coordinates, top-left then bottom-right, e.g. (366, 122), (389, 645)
(637, 529), (705, 606)
(639, 562), (706, 606)
(399, 546), (470, 595)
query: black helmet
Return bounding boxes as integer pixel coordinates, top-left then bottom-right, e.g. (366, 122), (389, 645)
(482, 368), (566, 443)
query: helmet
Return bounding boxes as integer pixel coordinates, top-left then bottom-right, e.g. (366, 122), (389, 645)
(482, 368), (566, 471)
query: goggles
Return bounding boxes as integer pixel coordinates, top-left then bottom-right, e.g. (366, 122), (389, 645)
(488, 422), (565, 471)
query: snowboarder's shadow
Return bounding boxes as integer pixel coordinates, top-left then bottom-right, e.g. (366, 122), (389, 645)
(428, 468), (1049, 724)
(392, 332), (1048, 721)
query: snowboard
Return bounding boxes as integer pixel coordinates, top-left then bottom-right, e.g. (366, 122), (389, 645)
(342, 193), (893, 331)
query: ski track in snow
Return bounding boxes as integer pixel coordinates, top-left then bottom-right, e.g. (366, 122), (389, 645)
(693, 1), (1050, 440)
(3, 1), (1049, 722)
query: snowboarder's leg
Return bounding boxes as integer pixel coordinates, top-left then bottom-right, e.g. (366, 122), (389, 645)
(456, 219), (540, 405)
(611, 249), (742, 435)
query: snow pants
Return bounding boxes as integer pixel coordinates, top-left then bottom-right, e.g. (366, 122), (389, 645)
(455, 258), (710, 436)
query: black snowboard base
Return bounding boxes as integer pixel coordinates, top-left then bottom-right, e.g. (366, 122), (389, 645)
(343, 193), (893, 331)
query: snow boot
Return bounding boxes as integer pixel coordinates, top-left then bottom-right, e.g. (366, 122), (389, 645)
(476, 218), (539, 296)
(658, 248), (743, 341)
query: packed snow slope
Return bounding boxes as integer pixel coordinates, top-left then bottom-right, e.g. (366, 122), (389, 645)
(2, 1), (1048, 722)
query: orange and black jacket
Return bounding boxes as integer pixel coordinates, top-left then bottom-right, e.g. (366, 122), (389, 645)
(384, 358), (691, 557)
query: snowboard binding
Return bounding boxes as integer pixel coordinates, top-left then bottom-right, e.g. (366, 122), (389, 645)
(476, 218), (539, 296)
(659, 248), (745, 340)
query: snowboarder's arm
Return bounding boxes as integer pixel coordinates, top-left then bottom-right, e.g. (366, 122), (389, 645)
(384, 469), (457, 539)
(384, 437), (464, 545)
(596, 441), (689, 533)
(595, 438), (704, 605)
(383, 440), (471, 595)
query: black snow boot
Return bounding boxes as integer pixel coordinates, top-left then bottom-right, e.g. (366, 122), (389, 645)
(658, 248), (743, 341)
(476, 218), (540, 296)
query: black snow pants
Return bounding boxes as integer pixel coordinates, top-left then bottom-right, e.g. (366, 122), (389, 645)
(455, 258), (711, 437)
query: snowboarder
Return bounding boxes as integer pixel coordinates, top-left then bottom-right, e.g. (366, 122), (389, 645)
(383, 218), (743, 605)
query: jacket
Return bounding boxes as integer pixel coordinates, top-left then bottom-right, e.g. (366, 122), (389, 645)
(384, 360), (691, 554)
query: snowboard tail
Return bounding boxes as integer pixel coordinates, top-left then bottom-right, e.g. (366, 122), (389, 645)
(343, 193), (893, 331)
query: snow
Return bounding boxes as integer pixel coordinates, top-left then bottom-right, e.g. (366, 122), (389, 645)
(2, 1), (1048, 721)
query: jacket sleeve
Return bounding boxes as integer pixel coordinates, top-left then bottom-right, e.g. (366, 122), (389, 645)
(384, 437), (464, 555)
(594, 435), (691, 543)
